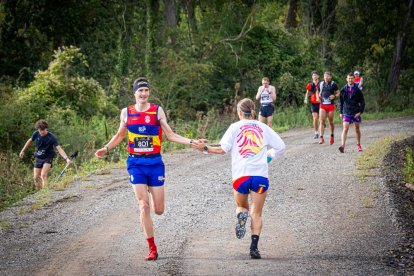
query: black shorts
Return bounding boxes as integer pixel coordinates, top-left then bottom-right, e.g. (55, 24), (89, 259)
(259, 104), (275, 118)
(311, 103), (320, 113)
(34, 157), (53, 169)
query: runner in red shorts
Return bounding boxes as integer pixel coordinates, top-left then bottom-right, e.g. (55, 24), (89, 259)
(304, 71), (320, 139)
(318, 72), (340, 145)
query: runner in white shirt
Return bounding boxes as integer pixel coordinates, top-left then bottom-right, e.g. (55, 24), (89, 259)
(193, 98), (285, 259)
(255, 77), (277, 127)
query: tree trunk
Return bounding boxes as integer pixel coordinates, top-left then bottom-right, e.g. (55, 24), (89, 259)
(164, 0), (178, 26)
(145, 0), (158, 79)
(164, 0), (178, 45)
(182, 0), (197, 52)
(117, 1), (134, 77)
(285, 0), (298, 29)
(387, 0), (413, 95)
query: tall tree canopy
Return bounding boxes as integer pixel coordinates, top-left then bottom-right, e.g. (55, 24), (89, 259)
(1, 0), (413, 114)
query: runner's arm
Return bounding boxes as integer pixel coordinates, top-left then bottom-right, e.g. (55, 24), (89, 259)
(19, 138), (33, 159)
(56, 145), (71, 163)
(339, 90), (344, 115)
(271, 86), (277, 102)
(255, 86), (263, 100)
(158, 107), (193, 145)
(95, 108), (128, 159)
(204, 145), (225, 154)
(268, 131), (285, 160)
(358, 76), (364, 88)
(304, 89), (310, 103)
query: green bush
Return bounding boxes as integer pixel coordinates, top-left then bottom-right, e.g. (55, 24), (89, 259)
(17, 46), (117, 119)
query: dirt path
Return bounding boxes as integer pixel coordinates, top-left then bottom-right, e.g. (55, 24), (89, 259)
(1, 117), (414, 275)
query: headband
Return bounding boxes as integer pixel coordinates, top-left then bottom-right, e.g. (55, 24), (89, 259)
(133, 81), (150, 93)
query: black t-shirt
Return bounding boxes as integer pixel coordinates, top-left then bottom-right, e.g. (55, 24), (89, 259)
(319, 81), (339, 105)
(31, 131), (59, 159)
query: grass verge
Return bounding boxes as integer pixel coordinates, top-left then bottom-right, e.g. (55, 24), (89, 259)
(355, 134), (408, 208)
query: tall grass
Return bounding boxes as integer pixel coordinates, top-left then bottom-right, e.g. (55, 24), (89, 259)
(0, 151), (34, 210)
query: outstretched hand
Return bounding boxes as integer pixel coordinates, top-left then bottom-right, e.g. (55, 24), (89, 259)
(191, 139), (208, 152)
(95, 148), (107, 159)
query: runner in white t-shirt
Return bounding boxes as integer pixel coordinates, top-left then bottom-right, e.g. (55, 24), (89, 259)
(193, 98), (285, 259)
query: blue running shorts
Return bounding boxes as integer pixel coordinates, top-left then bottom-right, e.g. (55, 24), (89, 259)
(232, 176), (269, 195)
(127, 156), (165, 186)
(343, 114), (362, 124)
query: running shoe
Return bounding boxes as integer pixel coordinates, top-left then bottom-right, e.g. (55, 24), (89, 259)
(145, 250), (158, 261)
(319, 137), (324, 144)
(250, 248), (261, 259)
(338, 145), (344, 153)
(235, 211), (249, 239)
(329, 136), (334, 145)
(313, 133), (319, 139)
(357, 144), (363, 152)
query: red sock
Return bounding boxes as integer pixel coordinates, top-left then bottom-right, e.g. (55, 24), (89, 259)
(146, 237), (157, 252)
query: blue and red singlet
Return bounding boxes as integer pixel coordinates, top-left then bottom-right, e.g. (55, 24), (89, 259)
(126, 104), (162, 155)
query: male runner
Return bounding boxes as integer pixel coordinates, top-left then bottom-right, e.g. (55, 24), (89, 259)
(19, 119), (72, 191)
(338, 72), (365, 153)
(95, 77), (201, 261)
(318, 71), (340, 145)
(353, 70), (364, 90)
(304, 71), (320, 139)
(255, 77), (277, 127)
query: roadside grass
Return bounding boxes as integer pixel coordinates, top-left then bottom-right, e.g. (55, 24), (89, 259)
(355, 134), (408, 208)
(31, 188), (53, 211)
(403, 147), (414, 185)
(0, 219), (11, 229)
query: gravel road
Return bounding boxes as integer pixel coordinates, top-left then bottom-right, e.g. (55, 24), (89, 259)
(1, 116), (414, 275)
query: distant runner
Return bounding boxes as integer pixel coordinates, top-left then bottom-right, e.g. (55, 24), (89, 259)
(304, 71), (320, 139)
(256, 77), (277, 127)
(338, 72), (365, 153)
(353, 70), (364, 91)
(318, 71), (340, 145)
(193, 98), (285, 259)
(19, 119), (72, 191)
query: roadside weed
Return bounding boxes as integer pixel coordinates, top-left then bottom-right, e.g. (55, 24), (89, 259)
(403, 147), (414, 184)
(31, 189), (52, 211)
(0, 220), (11, 229)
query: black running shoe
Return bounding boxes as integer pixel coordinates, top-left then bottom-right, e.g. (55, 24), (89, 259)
(235, 212), (249, 239)
(250, 248), (261, 259)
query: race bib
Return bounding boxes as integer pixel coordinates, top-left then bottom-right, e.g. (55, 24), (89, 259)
(133, 137), (154, 152)
(322, 97), (331, 105)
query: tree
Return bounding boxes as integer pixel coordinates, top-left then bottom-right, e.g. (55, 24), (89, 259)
(285, 0), (298, 29)
(387, 0), (413, 95)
